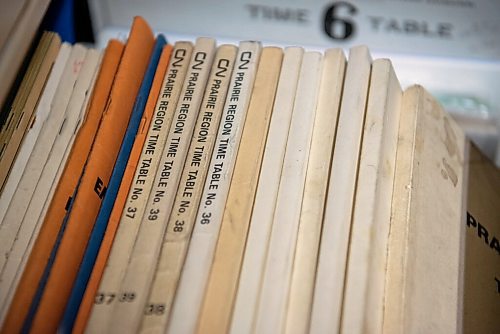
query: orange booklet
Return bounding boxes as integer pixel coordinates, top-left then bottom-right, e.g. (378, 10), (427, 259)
(27, 17), (155, 333)
(71, 43), (172, 334)
(0, 39), (124, 334)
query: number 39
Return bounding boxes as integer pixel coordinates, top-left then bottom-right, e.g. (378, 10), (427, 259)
(323, 2), (358, 40)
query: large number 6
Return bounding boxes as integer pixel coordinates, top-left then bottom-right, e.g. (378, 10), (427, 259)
(324, 2), (358, 40)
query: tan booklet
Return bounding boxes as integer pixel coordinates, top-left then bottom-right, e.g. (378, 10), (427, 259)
(140, 44), (237, 333)
(229, 47), (303, 334)
(310, 46), (372, 333)
(284, 48), (346, 334)
(0, 32), (51, 154)
(0, 50), (101, 316)
(85, 42), (192, 333)
(0, 36), (62, 223)
(169, 41), (262, 334)
(165, 41), (262, 334)
(384, 85), (466, 334)
(0, 44), (85, 273)
(254, 51), (322, 334)
(0, 42), (70, 323)
(341, 59), (402, 334)
(0, 33), (46, 149)
(196, 46), (281, 334)
(464, 144), (500, 333)
(106, 37), (215, 333)
(0, 32), (58, 170)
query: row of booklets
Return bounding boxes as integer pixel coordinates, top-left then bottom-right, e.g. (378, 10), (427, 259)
(0, 16), (474, 334)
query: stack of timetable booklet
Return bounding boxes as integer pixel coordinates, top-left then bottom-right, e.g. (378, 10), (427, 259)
(0, 16), (497, 334)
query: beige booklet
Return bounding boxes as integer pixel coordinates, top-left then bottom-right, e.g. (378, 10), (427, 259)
(253, 51), (322, 334)
(36, 51), (101, 225)
(284, 48), (346, 334)
(0, 36), (61, 222)
(0, 44), (86, 273)
(229, 46), (303, 334)
(196, 46), (282, 334)
(106, 37), (216, 334)
(0, 42), (70, 323)
(0, 50), (101, 316)
(165, 41), (262, 334)
(463, 144), (499, 333)
(341, 59), (402, 334)
(0, 32), (55, 162)
(310, 46), (372, 333)
(85, 42), (192, 333)
(140, 44), (237, 333)
(0, 33), (48, 151)
(384, 85), (466, 334)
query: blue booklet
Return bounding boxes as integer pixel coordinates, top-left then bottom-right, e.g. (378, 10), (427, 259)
(56, 35), (167, 333)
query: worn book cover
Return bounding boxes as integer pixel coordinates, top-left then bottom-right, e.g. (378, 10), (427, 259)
(384, 85), (466, 334)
